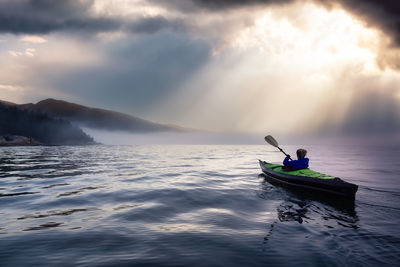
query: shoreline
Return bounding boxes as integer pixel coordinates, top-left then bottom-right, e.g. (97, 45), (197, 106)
(0, 134), (42, 146)
(0, 134), (98, 147)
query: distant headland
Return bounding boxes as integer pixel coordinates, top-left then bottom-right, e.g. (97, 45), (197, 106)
(0, 98), (189, 146)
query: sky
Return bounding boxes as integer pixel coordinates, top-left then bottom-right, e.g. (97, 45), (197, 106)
(0, 0), (400, 136)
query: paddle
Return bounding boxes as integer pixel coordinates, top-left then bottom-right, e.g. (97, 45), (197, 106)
(264, 135), (291, 160)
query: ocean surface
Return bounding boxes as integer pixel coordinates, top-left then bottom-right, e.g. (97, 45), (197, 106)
(1, 144), (400, 266)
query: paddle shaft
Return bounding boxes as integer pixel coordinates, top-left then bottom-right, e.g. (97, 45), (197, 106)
(277, 147), (291, 159)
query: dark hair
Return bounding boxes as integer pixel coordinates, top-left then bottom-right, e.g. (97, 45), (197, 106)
(297, 149), (307, 159)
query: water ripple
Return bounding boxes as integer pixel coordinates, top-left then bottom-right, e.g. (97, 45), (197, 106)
(0, 144), (399, 266)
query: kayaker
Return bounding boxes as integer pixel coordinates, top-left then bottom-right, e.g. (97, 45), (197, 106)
(283, 149), (309, 171)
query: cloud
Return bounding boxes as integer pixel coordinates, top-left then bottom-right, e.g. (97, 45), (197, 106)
(0, 0), (183, 35)
(7, 48), (36, 57)
(192, 0), (295, 9)
(126, 16), (186, 34)
(149, 0), (294, 12)
(152, 0), (400, 44)
(207, 1), (400, 72)
(25, 48), (36, 57)
(8, 50), (23, 57)
(326, 0), (400, 45)
(20, 35), (47, 43)
(1, 0), (399, 47)
(0, 0), (101, 34)
(324, 0), (400, 71)
(0, 84), (25, 92)
(1, 0), (399, 136)
(1, 0), (398, 55)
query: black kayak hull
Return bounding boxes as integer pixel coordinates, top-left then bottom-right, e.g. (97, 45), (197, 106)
(259, 160), (358, 200)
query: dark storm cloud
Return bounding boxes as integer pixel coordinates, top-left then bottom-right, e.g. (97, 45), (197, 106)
(0, 0), (184, 34)
(126, 16), (186, 34)
(148, 0), (295, 12)
(323, 0), (400, 45)
(192, 0), (294, 9)
(0, 0), (111, 33)
(152, 0), (400, 46)
(1, 0), (399, 46)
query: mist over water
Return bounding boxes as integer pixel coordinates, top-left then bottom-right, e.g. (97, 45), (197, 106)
(1, 143), (400, 266)
(82, 127), (400, 147)
(82, 128), (263, 145)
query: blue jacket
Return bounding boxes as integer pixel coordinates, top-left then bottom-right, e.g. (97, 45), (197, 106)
(283, 156), (309, 170)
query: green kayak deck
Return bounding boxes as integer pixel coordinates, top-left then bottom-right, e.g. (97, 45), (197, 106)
(264, 163), (335, 179)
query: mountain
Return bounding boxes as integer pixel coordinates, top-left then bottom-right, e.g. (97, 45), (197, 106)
(0, 102), (95, 145)
(0, 99), (18, 107)
(21, 99), (186, 133)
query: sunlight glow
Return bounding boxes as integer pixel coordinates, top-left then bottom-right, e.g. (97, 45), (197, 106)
(229, 4), (378, 74)
(155, 3), (400, 135)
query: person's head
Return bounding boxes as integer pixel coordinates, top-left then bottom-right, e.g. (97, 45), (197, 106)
(296, 149), (307, 159)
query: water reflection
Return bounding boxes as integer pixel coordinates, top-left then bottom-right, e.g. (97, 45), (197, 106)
(17, 208), (98, 220)
(277, 201), (309, 224)
(57, 186), (100, 197)
(258, 174), (359, 229)
(23, 222), (64, 231)
(0, 191), (38, 197)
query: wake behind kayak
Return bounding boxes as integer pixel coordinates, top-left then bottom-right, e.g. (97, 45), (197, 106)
(259, 160), (358, 200)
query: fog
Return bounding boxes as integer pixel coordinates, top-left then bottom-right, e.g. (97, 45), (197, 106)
(82, 128), (263, 145)
(83, 127), (400, 147)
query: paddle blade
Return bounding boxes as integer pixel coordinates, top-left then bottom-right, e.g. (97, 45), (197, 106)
(264, 135), (279, 147)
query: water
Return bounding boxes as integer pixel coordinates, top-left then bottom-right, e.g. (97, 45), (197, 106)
(0, 144), (399, 266)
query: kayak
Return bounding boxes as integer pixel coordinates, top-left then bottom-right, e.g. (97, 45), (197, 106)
(259, 160), (358, 200)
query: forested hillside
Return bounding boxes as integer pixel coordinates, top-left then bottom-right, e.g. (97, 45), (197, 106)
(0, 103), (94, 145)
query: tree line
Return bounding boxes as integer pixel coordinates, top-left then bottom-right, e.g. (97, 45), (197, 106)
(0, 103), (94, 145)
